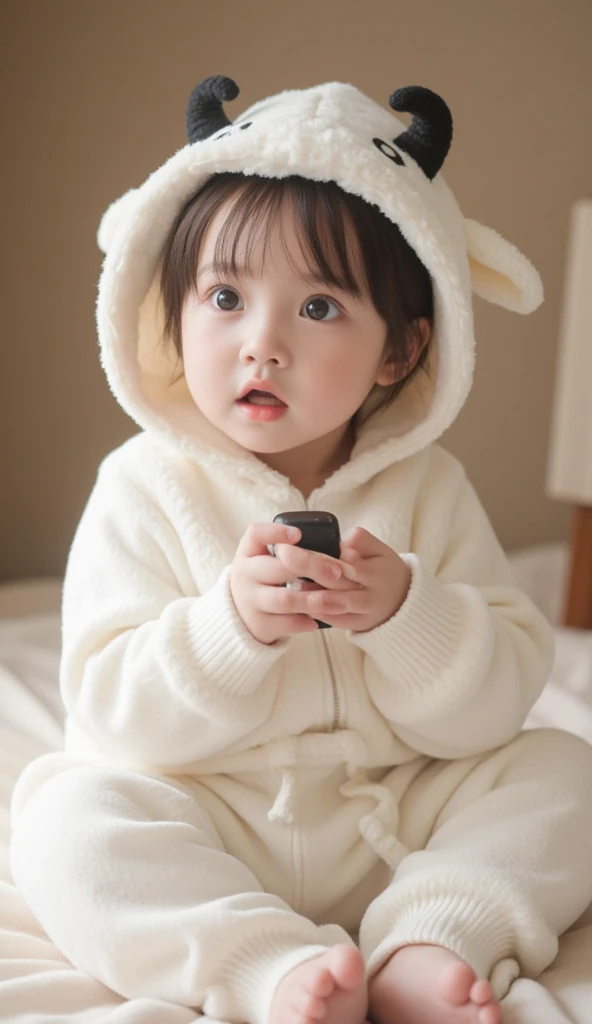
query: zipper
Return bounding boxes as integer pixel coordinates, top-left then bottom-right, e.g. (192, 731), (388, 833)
(290, 492), (342, 732)
(320, 629), (340, 731)
(300, 493), (341, 733)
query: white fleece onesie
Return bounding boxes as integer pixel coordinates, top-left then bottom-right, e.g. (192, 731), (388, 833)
(9, 77), (592, 1024)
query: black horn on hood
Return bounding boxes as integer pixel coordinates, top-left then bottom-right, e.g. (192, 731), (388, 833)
(186, 75), (239, 143)
(389, 86), (453, 180)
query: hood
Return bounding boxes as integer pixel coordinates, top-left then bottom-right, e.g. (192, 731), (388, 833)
(95, 77), (543, 493)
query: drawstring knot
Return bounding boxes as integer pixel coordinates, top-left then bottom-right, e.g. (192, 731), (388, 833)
(265, 734), (409, 870)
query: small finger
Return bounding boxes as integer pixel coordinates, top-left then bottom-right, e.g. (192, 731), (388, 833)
(338, 559), (364, 584)
(340, 547), (361, 565)
(274, 544), (343, 586)
(327, 556), (366, 591)
(257, 585), (315, 617)
(307, 591), (347, 616)
(249, 554), (301, 586)
(240, 522), (301, 559)
(317, 589), (367, 616)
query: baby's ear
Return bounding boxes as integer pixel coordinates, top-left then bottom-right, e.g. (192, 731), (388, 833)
(376, 354), (398, 387)
(97, 189), (139, 254)
(465, 218), (544, 314)
(377, 318), (430, 386)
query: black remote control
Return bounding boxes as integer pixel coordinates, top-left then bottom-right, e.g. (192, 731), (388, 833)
(273, 511), (341, 629)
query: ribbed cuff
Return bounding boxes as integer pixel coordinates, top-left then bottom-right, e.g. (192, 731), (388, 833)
(187, 566), (288, 696)
(365, 896), (514, 980)
(362, 872), (523, 999)
(207, 939), (328, 1024)
(349, 555), (494, 720)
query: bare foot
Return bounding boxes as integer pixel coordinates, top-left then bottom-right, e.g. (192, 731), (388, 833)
(368, 944), (503, 1024)
(269, 943), (368, 1024)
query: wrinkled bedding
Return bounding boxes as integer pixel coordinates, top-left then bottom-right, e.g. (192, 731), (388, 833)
(0, 554), (591, 1022)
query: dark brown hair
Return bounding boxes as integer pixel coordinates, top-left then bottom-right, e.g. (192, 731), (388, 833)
(159, 172), (433, 425)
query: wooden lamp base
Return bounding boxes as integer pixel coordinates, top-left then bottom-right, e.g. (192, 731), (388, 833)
(563, 505), (592, 629)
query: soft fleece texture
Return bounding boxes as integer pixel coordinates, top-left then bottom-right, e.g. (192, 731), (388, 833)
(9, 79), (592, 1023)
(2, 578), (592, 1024)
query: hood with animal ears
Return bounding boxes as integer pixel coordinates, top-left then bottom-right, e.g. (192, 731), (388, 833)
(94, 77), (543, 487)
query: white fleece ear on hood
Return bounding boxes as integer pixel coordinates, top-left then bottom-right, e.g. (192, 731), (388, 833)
(97, 189), (140, 254)
(465, 218), (544, 314)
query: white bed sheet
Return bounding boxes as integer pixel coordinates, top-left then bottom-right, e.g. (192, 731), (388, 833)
(0, 562), (591, 1023)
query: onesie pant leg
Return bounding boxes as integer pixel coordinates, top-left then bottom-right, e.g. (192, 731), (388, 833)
(360, 728), (592, 1000)
(10, 761), (353, 1024)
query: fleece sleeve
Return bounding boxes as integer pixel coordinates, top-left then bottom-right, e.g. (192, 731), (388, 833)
(349, 464), (555, 759)
(58, 451), (288, 768)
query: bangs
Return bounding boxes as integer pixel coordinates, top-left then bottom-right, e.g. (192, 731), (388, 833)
(160, 170), (433, 428)
(210, 175), (365, 297)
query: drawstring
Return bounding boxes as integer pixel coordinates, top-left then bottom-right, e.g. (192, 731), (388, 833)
(266, 734), (409, 870)
(267, 766), (296, 824)
(340, 768), (409, 870)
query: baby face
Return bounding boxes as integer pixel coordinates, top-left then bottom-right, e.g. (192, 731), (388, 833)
(180, 197), (394, 486)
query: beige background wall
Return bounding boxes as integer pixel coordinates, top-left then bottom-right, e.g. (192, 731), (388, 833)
(2, 0), (591, 582)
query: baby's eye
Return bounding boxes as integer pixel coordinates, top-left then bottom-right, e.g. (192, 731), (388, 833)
(211, 287), (243, 311)
(302, 296), (341, 321)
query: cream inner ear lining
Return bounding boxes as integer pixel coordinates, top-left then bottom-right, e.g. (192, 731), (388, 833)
(469, 257), (523, 304)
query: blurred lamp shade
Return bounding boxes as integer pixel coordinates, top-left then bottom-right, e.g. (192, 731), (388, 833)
(546, 200), (592, 629)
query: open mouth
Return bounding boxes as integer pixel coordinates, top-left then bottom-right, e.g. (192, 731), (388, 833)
(238, 389), (287, 407)
(237, 389), (288, 422)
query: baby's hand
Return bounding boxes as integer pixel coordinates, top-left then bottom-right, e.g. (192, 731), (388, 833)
(230, 522), (347, 645)
(274, 526), (411, 633)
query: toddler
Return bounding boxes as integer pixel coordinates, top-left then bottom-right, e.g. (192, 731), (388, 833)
(10, 75), (592, 1024)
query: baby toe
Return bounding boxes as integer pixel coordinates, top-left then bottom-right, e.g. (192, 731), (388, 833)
(470, 978), (494, 1005)
(479, 1001), (503, 1024)
(294, 990), (327, 1020)
(438, 959), (476, 1005)
(306, 964), (334, 999)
